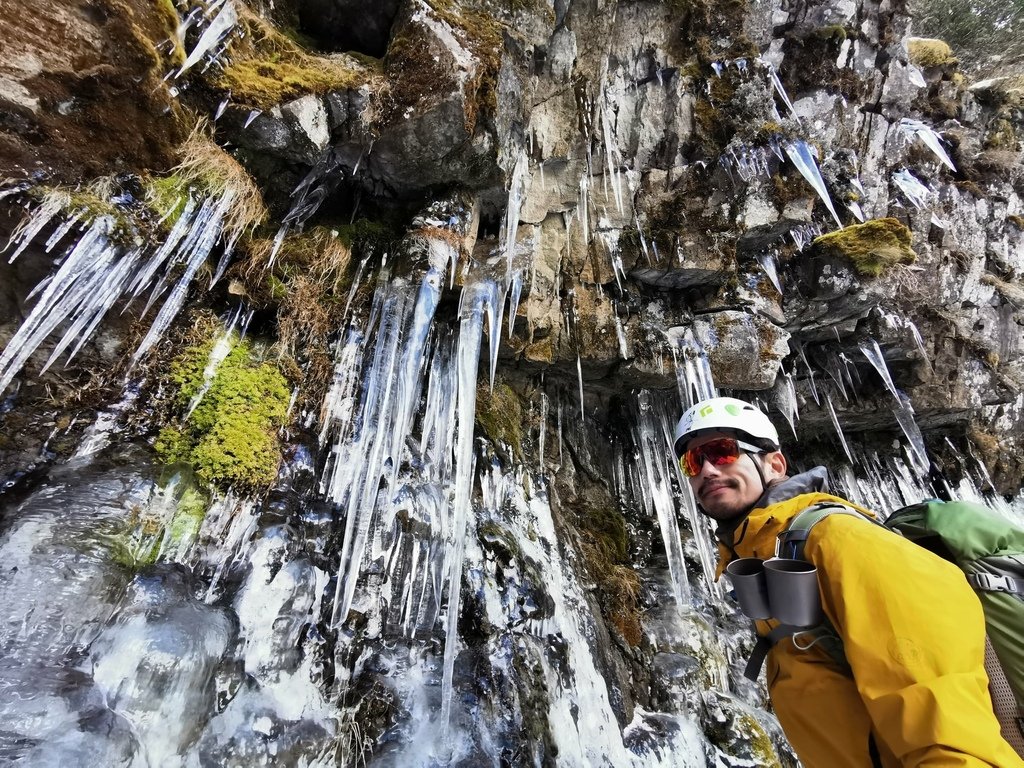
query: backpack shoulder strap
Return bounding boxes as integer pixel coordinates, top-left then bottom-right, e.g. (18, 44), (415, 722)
(744, 502), (874, 681)
(777, 502), (877, 561)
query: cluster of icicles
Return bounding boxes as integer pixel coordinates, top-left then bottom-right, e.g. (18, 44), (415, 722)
(0, 184), (247, 396)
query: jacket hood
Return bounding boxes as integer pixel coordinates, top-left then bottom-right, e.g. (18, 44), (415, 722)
(756, 466), (830, 507)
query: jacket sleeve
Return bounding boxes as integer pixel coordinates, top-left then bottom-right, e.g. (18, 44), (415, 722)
(806, 514), (1023, 767)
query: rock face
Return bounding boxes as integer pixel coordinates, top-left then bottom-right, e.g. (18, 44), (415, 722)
(0, 0), (183, 181)
(0, 0), (1022, 764)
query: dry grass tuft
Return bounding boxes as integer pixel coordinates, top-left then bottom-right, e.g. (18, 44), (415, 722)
(981, 272), (1024, 305)
(172, 123), (268, 236)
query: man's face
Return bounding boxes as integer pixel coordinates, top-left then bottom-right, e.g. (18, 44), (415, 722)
(684, 431), (783, 524)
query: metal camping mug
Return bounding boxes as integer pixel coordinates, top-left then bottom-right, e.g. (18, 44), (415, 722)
(763, 558), (824, 627)
(724, 557), (772, 619)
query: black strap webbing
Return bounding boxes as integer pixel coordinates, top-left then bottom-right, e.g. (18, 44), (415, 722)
(743, 624), (802, 681)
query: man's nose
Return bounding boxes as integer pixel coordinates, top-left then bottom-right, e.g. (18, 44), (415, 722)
(695, 456), (721, 478)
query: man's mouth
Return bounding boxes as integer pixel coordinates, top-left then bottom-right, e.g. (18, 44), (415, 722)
(699, 481), (733, 499)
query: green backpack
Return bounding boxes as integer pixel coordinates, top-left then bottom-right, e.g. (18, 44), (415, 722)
(777, 499), (1024, 754)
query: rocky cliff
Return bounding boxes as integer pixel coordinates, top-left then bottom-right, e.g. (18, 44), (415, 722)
(0, 0), (1022, 764)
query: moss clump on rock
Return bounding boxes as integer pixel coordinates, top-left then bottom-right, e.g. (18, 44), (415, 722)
(217, 6), (378, 110)
(476, 382), (524, 459)
(907, 37), (958, 68)
(812, 218), (917, 277)
(155, 334), (290, 491)
(573, 494), (641, 646)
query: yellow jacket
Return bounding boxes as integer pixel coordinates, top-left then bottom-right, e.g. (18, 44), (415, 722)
(716, 472), (1023, 768)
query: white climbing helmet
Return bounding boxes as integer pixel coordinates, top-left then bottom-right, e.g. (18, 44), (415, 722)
(673, 397), (780, 457)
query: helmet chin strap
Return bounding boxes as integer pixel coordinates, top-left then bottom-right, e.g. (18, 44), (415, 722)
(746, 451), (768, 496)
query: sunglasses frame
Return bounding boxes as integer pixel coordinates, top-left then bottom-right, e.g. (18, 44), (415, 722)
(678, 437), (765, 477)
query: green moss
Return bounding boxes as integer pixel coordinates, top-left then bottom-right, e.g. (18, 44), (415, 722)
(812, 218), (917, 277)
(335, 218), (400, 252)
(156, 335), (290, 491)
(144, 174), (190, 229)
(983, 118), (1017, 150)
(582, 502), (630, 563)
(736, 713), (782, 767)
(219, 58), (364, 110)
(907, 37), (958, 68)
(813, 25), (848, 42)
(154, 0), (186, 67)
(476, 383), (524, 459)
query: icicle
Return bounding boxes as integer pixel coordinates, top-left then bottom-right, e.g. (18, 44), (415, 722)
(501, 150), (529, 274)
(908, 320), (933, 373)
(899, 118), (956, 172)
(796, 343), (820, 406)
(771, 369), (799, 438)
(755, 250), (783, 295)
(767, 64), (798, 118)
(825, 394), (853, 463)
(538, 390), (549, 475)
(185, 310), (241, 419)
(784, 140), (843, 227)
(440, 280), (490, 736)
(506, 268), (523, 337)
(613, 311), (629, 359)
(859, 338), (900, 400)
(243, 109), (262, 129)
(5, 190), (68, 263)
(214, 94), (230, 121)
(672, 329), (717, 409)
(0, 217), (120, 394)
(599, 82), (625, 216)
(634, 392), (693, 606)
(482, 280), (503, 389)
(44, 211), (83, 252)
(578, 174), (590, 251)
(576, 356), (585, 418)
(177, 0), (237, 77)
(133, 190), (239, 364)
(892, 169), (932, 209)
(893, 391), (929, 476)
(821, 351), (849, 401)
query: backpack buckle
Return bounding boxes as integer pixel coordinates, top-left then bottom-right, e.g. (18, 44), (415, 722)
(970, 572), (1019, 593)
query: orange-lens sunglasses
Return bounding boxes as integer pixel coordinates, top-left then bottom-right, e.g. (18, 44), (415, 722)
(678, 437), (764, 477)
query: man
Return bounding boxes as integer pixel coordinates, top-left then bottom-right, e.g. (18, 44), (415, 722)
(673, 396), (1022, 768)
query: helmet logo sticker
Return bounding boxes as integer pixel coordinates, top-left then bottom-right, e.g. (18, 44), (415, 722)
(699, 405), (714, 417)
(725, 403), (742, 416)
